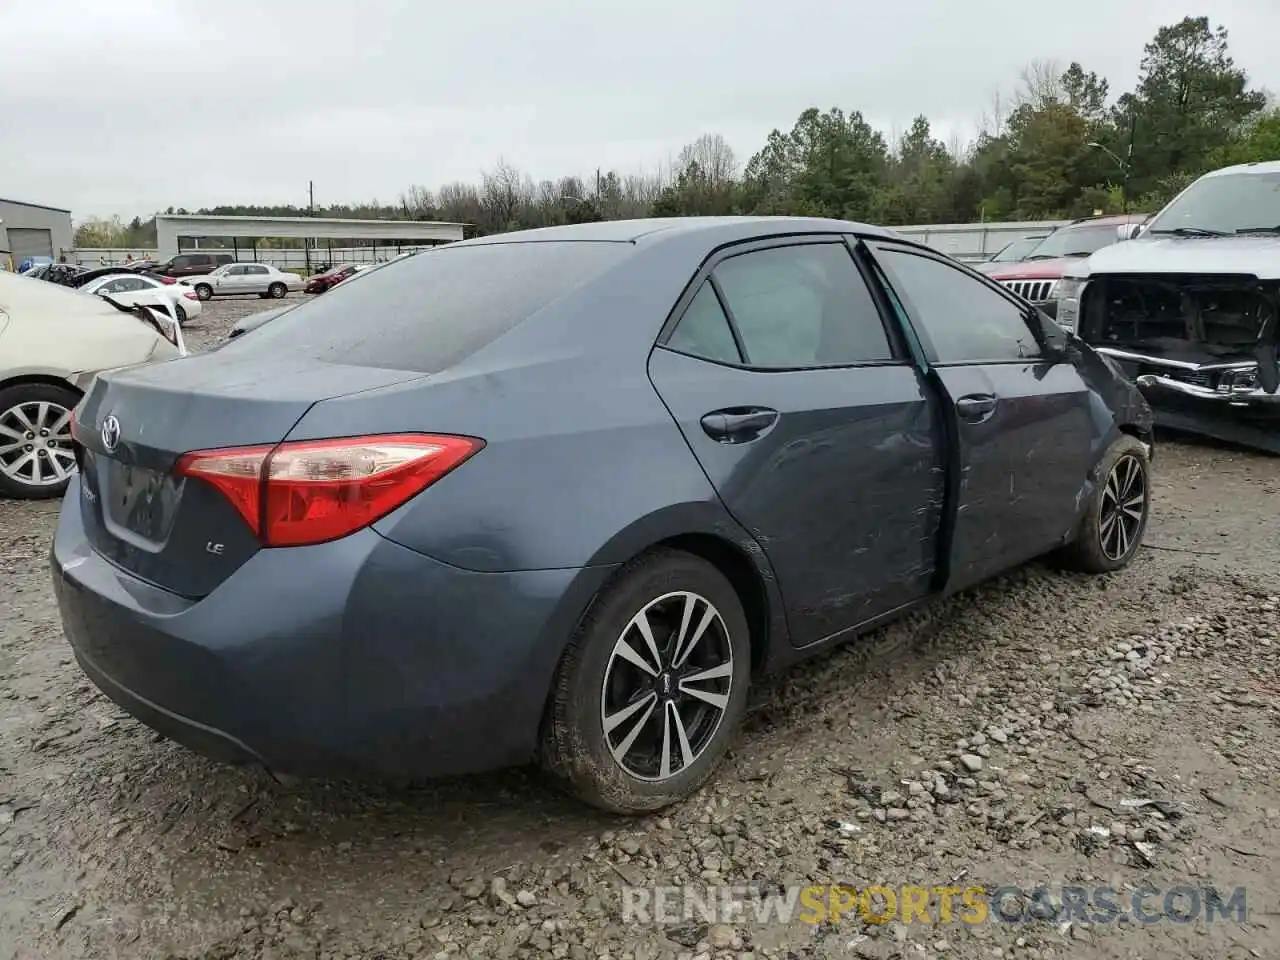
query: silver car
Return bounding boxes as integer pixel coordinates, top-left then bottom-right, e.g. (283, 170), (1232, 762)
(183, 263), (305, 301)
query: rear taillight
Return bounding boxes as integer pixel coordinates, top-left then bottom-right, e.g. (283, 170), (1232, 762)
(182, 291), (199, 300)
(157, 276), (177, 284)
(175, 434), (482, 547)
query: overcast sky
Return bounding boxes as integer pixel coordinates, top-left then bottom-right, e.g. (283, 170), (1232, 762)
(3, 0), (1278, 222)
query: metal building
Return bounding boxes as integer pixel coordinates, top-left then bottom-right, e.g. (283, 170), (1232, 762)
(0, 197), (75, 269)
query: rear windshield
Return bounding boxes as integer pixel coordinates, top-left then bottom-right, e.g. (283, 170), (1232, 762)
(223, 240), (631, 373)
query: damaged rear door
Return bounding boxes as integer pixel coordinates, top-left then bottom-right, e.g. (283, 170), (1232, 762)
(648, 237), (947, 648)
(867, 242), (1099, 591)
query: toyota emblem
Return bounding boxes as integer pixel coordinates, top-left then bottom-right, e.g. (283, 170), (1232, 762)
(101, 415), (121, 452)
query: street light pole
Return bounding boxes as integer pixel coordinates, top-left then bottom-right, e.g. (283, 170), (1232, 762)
(1087, 142), (1130, 213)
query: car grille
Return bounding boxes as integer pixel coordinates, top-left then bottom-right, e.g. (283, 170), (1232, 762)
(1000, 279), (1058, 303)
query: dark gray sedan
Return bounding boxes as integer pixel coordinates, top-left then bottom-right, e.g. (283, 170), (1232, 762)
(52, 217), (1153, 813)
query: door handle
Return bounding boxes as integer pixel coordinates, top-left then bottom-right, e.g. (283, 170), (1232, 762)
(700, 407), (779, 443)
(955, 394), (997, 421)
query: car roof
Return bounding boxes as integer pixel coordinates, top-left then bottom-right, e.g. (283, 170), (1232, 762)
(85, 272), (152, 284)
(1203, 160), (1280, 178)
(454, 216), (899, 248)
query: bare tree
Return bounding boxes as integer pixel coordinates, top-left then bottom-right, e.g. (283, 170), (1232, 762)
(675, 134), (738, 184)
(479, 158), (533, 233)
(398, 184), (436, 219)
(1017, 58), (1065, 110)
(436, 182), (483, 233)
(977, 89), (1009, 140)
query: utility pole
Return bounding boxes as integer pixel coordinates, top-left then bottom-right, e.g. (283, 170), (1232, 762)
(1122, 115), (1136, 215)
(305, 180), (314, 274)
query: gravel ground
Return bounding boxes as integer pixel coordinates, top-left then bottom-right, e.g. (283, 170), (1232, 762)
(2, 296), (1278, 960)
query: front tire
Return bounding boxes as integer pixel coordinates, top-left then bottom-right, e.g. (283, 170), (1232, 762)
(268, 282), (287, 299)
(541, 549), (751, 814)
(1058, 434), (1151, 573)
(194, 284), (213, 301)
(0, 382), (81, 500)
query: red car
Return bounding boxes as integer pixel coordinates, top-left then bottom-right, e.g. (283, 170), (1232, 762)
(304, 264), (358, 294)
(985, 214), (1147, 320)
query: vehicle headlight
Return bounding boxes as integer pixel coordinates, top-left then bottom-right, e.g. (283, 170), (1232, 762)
(1055, 277), (1085, 332)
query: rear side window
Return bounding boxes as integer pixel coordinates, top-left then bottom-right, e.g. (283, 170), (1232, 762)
(666, 284), (742, 363)
(712, 243), (894, 367)
(227, 241), (631, 373)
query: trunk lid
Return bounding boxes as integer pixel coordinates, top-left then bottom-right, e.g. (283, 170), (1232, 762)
(73, 351), (425, 598)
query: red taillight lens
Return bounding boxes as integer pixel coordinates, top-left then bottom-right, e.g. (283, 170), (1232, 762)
(182, 291), (199, 300)
(174, 434), (482, 547)
(157, 276), (177, 284)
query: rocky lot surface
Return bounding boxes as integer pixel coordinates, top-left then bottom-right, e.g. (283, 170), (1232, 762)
(2, 296), (1278, 959)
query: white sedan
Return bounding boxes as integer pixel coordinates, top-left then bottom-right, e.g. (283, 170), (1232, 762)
(0, 271), (183, 499)
(79, 273), (203, 325)
(182, 263), (305, 301)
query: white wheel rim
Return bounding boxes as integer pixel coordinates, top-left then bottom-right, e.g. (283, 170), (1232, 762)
(0, 400), (77, 487)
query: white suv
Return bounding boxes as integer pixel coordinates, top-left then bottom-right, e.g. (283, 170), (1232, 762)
(1054, 161), (1280, 453)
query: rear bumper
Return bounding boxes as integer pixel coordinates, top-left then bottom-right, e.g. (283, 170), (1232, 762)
(51, 477), (616, 779)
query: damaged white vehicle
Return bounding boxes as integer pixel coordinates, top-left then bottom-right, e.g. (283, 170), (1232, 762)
(0, 271), (185, 499)
(1055, 161), (1280, 453)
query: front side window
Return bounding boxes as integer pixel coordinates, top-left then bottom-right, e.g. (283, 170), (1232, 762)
(876, 247), (1042, 363)
(170, 256), (191, 268)
(710, 243), (893, 368)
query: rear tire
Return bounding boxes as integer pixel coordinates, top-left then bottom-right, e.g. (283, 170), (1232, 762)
(540, 549), (751, 814)
(268, 282), (287, 299)
(1057, 434), (1151, 573)
(194, 284), (213, 301)
(175, 304), (187, 325)
(0, 382), (81, 500)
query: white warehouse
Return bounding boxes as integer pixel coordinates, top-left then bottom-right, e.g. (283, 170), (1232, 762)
(0, 197), (75, 269)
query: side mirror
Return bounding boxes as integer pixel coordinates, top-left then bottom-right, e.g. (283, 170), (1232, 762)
(1117, 223), (1142, 241)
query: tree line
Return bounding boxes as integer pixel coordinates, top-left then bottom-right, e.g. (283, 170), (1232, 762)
(76, 16), (1279, 250)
